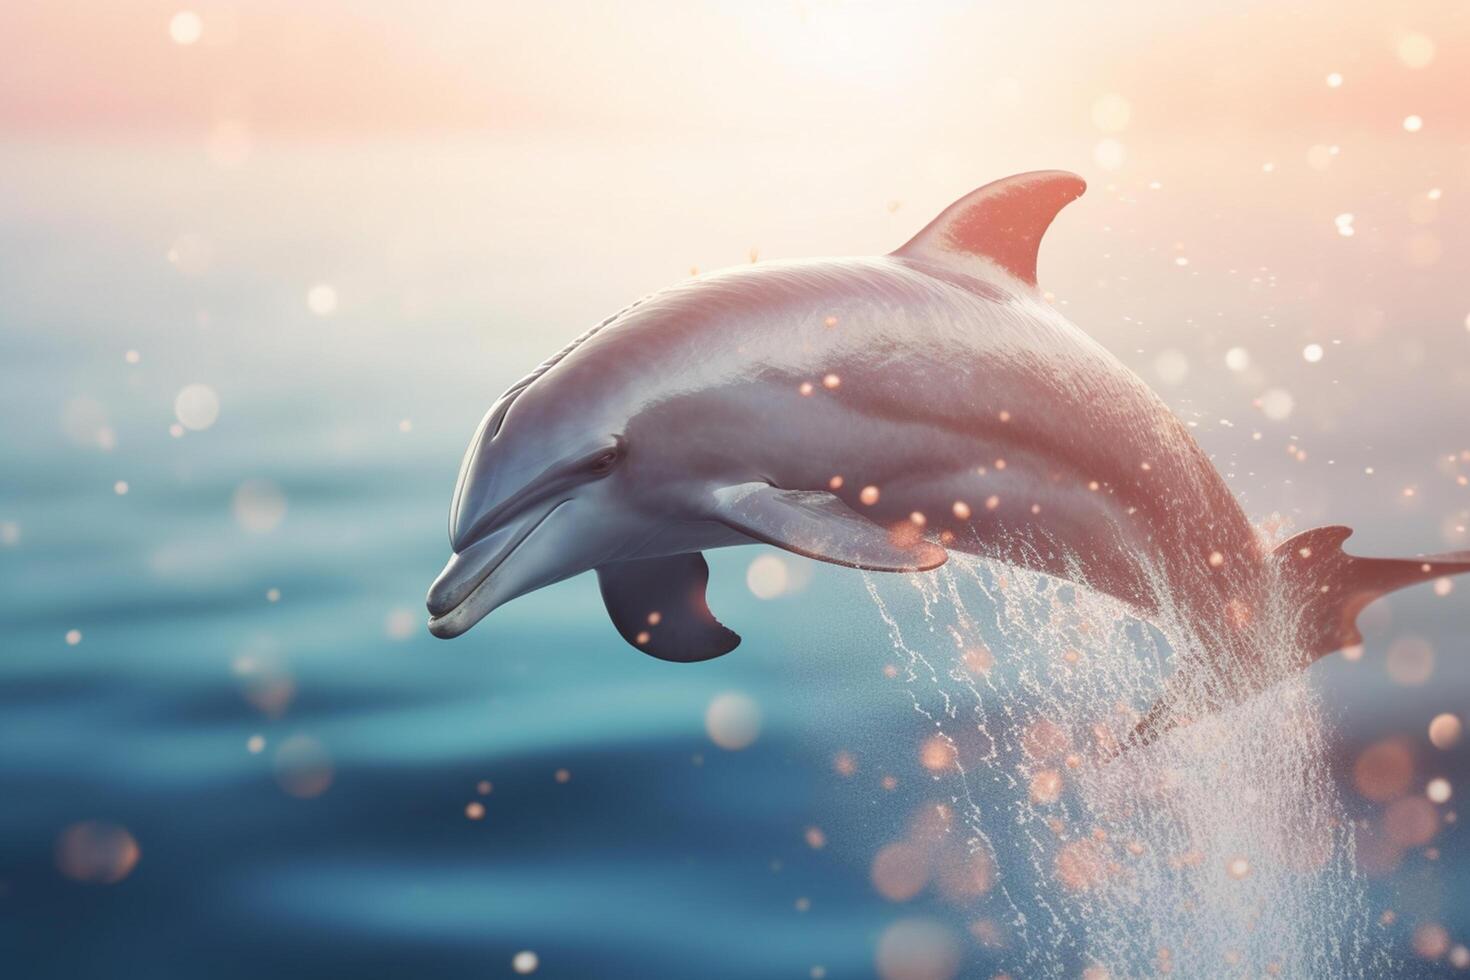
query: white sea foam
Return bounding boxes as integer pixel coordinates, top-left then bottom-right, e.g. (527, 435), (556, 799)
(865, 553), (1388, 977)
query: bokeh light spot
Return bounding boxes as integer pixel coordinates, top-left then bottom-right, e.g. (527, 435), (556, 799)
(746, 555), (790, 599)
(706, 692), (761, 750)
(1414, 924), (1450, 960)
(1354, 738), (1414, 802)
(1055, 839), (1108, 891)
(168, 10), (203, 45)
(1428, 713), (1462, 749)
(306, 283), (339, 316)
(875, 918), (959, 980)
(871, 842), (930, 902)
(232, 479), (287, 533)
(1395, 32), (1436, 69)
(55, 821), (140, 884)
(274, 734), (334, 799)
(385, 608), (416, 639)
(1260, 388), (1294, 421)
(1385, 796), (1439, 847)
(1029, 769), (1064, 804)
(173, 384), (220, 431)
(919, 736), (957, 773)
(1152, 349), (1189, 386)
(1386, 635), (1435, 686)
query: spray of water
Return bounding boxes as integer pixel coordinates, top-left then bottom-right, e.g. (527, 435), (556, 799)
(864, 547), (1390, 977)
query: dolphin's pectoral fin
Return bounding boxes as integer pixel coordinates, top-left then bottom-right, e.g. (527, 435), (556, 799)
(596, 553), (740, 663)
(712, 483), (948, 572)
(892, 170), (1085, 288)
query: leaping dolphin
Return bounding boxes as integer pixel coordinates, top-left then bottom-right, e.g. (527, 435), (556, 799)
(427, 171), (1470, 741)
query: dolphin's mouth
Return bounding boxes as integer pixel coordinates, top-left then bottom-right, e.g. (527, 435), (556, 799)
(426, 500), (567, 639)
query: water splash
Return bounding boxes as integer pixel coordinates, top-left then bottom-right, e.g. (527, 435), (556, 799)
(864, 551), (1390, 977)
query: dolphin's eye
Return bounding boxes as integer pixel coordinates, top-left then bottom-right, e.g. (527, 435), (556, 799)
(589, 449), (619, 474)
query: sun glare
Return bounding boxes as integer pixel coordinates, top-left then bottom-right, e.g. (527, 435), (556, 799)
(750, 1), (928, 82)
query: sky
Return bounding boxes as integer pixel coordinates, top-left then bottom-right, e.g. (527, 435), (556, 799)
(3, 1), (1466, 142)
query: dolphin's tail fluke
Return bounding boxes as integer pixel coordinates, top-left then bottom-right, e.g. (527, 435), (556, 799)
(1275, 525), (1470, 662)
(1116, 526), (1470, 756)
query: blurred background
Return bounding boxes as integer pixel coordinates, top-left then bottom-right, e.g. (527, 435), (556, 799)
(1, 0), (1468, 976)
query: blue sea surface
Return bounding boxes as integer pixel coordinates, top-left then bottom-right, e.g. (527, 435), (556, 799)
(1, 139), (1466, 978)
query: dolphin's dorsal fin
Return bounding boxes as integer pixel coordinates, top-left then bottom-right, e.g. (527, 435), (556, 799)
(892, 170), (1086, 287)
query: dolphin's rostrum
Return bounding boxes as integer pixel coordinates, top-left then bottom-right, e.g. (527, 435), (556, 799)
(428, 171), (1470, 741)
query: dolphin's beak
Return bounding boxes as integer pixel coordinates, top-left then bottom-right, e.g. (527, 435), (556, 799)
(425, 501), (569, 638)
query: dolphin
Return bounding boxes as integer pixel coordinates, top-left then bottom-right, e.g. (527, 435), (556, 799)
(427, 170), (1470, 741)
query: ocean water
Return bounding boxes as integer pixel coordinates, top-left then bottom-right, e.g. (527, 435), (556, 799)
(1, 138), (1467, 978)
